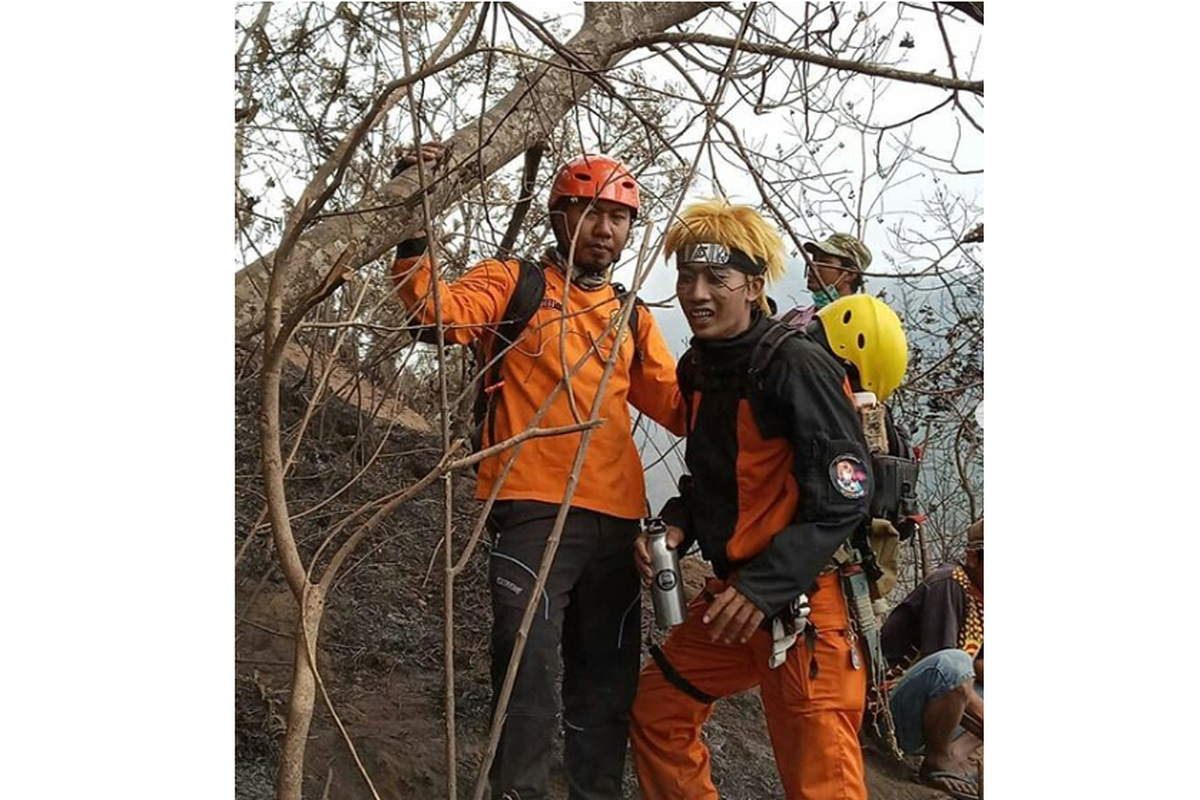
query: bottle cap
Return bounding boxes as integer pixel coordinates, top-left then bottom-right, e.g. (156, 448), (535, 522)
(853, 391), (877, 409)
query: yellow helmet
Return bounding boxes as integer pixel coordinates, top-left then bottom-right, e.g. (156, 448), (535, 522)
(816, 295), (908, 402)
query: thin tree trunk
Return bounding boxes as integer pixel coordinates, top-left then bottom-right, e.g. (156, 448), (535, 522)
(396, 8), (460, 792)
(276, 588), (326, 800)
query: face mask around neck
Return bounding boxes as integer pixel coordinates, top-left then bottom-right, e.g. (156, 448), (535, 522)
(812, 286), (840, 309)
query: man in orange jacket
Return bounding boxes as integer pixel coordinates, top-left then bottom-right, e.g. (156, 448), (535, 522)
(630, 199), (873, 800)
(392, 146), (685, 800)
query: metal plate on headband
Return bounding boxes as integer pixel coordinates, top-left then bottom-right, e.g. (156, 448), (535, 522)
(679, 242), (731, 265)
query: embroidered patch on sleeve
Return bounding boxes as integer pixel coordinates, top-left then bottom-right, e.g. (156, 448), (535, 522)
(829, 454), (868, 499)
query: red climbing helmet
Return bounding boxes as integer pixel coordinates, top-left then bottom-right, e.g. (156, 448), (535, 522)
(548, 154), (640, 218)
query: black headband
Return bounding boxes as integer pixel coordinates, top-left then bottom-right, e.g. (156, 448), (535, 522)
(675, 242), (767, 275)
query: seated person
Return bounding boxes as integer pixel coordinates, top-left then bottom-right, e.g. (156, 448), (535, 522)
(881, 518), (984, 800)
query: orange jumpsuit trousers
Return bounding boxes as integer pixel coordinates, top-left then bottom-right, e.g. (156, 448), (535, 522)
(630, 573), (867, 800)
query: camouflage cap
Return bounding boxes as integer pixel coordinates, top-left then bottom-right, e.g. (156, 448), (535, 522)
(803, 233), (873, 272)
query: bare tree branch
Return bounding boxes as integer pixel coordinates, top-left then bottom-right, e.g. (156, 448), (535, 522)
(498, 143), (546, 258)
(623, 31), (984, 95)
(944, 2), (984, 24)
(234, 2), (710, 341)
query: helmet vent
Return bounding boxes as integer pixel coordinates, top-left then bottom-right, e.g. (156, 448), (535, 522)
(621, 180), (635, 189)
(574, 172), (592, 181)
(843, 310), (853, 324)
(857, 333), (866, 349)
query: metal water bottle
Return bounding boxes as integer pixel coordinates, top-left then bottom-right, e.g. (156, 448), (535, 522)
(854, 391), (889, 455)
(646, 517), (686, 628)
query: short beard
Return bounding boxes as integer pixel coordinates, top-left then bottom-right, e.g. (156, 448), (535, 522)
(550, 224), (614, 277)
(558, 245), (609, 273)
(545, 246), (612, 290)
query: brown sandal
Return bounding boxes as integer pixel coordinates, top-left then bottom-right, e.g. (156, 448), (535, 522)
(919, 768), (980, 800)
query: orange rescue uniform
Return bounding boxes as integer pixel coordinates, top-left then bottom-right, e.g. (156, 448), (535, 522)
(632, 574), (866, 800)
(631, 312), (872, 800)
(393, 250), (686, 519)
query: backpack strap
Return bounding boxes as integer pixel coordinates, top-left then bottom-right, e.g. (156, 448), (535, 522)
(677, 350), (697, 437)
(610, 281), (644, 363)
(777, 304), (816, 331)
(747, 319), (803, 389)
(473, 258), (546, 449)
(493, 258), (546, 356)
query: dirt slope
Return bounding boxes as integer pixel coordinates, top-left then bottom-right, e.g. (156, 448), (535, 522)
(235, 364), (949, 799)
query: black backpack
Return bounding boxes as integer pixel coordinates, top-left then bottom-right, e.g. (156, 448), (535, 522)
(409, 258), (644, 452)
(745, 316), (921, 529)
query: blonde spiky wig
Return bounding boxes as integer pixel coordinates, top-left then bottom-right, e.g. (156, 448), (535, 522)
(664, 198), (787, 312)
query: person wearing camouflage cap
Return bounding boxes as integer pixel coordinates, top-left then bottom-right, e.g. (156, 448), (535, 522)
(803, 232), (872, 309)
(775, 232), (872, 332)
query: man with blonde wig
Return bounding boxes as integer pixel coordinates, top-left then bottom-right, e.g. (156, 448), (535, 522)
(630, 199), (873, 799)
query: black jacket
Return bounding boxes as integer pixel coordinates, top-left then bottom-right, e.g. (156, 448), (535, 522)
(661, 312), (874, 617)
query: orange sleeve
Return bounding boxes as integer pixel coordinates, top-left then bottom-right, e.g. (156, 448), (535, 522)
(627, 308), (687, 436)
(391, 252), (519, 346)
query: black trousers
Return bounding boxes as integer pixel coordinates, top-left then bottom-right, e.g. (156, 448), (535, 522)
(487, 501), (643, 800)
